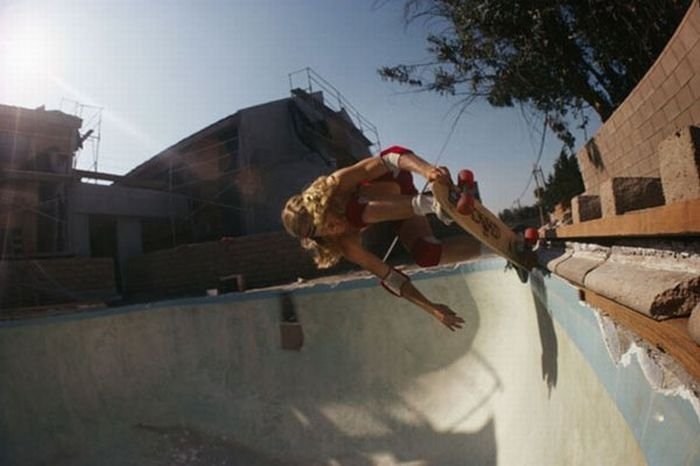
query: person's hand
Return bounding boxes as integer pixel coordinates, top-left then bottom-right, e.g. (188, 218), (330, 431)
(431, 304), (465, 331)
(426, 166), (452, 185)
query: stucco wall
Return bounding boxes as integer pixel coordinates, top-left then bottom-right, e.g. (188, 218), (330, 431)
(237, 98), (368, 234)
(68, 183), (190, 219)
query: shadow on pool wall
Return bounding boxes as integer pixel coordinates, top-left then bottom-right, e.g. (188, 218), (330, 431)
(240, 270), (499, 465)
(530, 270), (559, 397)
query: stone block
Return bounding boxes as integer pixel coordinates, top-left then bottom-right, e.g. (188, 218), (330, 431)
(584, 245), (700, 320)
(555, 243), (609, 286)
(600, 177), (665, 217)
(658, 126), (700, 203)
(571, 195), (602, 223)
(537, 243), (572, 273)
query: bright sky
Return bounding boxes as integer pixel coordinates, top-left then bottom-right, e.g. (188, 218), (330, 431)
(0, 0), (599, 213)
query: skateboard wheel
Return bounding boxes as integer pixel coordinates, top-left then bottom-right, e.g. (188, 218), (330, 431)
(457, 193), (474, 215)
(524, 227), (539, 245)
(457, 169), (475, 189)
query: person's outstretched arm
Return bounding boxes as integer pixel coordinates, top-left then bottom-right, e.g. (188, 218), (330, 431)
(339, 236), (465, 331)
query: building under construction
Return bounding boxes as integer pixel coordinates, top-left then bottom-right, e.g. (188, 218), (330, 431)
(0, 80), (379, 312)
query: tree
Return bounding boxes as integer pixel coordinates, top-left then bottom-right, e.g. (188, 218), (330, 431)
(498, 149), (584, 225)
(499, 204), (540, 227)
(379, 0), (690, 147)
(540, 149), (585, 211)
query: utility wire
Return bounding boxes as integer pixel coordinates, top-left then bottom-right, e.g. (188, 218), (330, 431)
(513, 115), (547, 207)
(381, 103), (469, 263)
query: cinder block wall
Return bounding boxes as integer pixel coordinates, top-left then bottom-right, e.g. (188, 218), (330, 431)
(577, 1), (700, 194)
(0, 257), (116, 311)
(124, 232), (356, 298)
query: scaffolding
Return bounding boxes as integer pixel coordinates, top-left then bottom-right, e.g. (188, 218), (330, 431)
(288, 67), (381, 150)
(60, 98), (103, 176)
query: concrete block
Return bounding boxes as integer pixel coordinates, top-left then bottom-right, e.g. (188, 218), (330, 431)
(219, 274), (246, 293)
(658, 126), (700, 203)
(600, 177), (665, 217)
(555, 243), (609, 286)
(689, 304), (700, 345)
(538, 243), (573, 274)
(571, 195), (602, 222)
(584, 245), (700, 320)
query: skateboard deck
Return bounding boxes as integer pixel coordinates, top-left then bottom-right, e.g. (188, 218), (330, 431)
(432, 180), (538, 278)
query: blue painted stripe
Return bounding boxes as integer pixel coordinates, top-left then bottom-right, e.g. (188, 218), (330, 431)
(540, 272), (700, 466)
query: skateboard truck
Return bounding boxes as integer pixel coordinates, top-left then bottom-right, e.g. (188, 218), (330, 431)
(433, 171), (541, 284)
(508, 226), (540, 283)
(524, 227), (539, 246)
(513, 225), (540, 252)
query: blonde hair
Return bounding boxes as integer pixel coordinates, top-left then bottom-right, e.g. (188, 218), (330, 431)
(281, 176), (344, 269)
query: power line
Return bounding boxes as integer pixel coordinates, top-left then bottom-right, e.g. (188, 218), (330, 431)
(382, 103), (469, 262)
(513, 115), (548, 207)
(533, 116), (548, 167)
(514, 172), (535, 204)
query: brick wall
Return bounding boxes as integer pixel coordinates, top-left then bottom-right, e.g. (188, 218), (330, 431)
(577, 0), (700, 194)
(124, 231), (357, 298)
(0, 257), (116, 311)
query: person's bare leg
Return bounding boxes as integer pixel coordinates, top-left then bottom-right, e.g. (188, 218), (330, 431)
(396, 216), (482, 265)
(359, 182), (482, 264)
(358, 182), (416, 224)
(362, 195), (415, 223)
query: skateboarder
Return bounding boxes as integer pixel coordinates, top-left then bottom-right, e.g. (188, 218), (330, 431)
(281, 146), (482, 331)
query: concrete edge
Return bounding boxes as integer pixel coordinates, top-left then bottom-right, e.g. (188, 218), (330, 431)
(585, 246), (700, 319)
(0, 257), (508, 329)
(542, 242), (700, 321)
(550, 242), (610, 286)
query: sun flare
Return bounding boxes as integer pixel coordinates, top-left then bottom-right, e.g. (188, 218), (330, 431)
(0, 10), (58, 102)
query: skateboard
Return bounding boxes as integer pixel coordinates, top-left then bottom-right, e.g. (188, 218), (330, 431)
(431, 170), (539, 283)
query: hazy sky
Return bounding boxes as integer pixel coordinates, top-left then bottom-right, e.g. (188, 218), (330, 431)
(0, 0), (599, 213)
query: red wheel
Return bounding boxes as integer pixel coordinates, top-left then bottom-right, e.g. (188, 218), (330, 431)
(524, 227), (539, 245)
(457, 193), (474, 215)
(457, 169), (475, 189)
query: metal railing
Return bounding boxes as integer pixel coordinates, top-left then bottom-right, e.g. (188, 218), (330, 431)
(288, 67), (381, 149)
